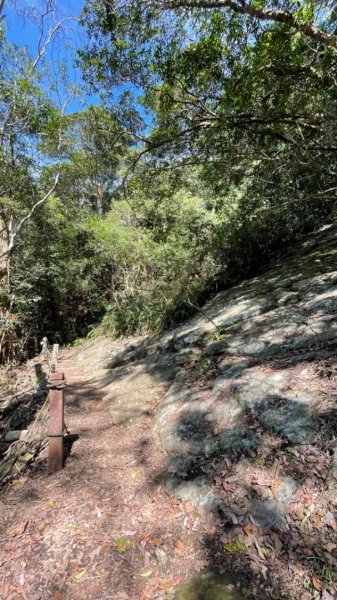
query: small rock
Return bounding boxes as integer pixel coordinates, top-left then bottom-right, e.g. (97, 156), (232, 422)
(323, 511), (335, 526)
(154, 547), (168, 566)
(174, 571), (247, 600)
(167, 476), (219, 511)
(249, 476), (298, 531)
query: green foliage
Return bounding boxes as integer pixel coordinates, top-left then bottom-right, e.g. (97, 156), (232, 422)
(10, 196), (108, 352)
(1, 3), (337, 361)
(85, 163), (332, 339)
(67, 338), (86, 348)
(86, 173), (219, 336)
(45, 106), (131, 216)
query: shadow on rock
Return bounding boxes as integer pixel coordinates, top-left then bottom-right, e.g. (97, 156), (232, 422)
(147, 391), (337, 598)
(64, 432), (79, 462)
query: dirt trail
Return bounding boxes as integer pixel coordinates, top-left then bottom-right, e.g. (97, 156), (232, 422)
(0, 350), (207, 600)
(2, 225), (337, 599)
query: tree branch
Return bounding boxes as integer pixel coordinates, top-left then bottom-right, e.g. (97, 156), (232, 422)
(30, 17), (73, 72)
(0, 173), (60, 260)
(155, 0), (337, 51)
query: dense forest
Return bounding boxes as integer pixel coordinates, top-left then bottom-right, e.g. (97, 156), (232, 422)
(0, 0), (337, 363)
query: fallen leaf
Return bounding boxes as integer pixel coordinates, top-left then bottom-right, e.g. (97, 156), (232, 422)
(140, 590), (152, 600)
(175, 539), (187, 557)
(223, 543), (236, 553)
(12, 477), (27, 487)
(271, 485), (278, 500)
(113, 537), (135, 553)
(243, 525), (253, 536)
(324, 543), (337, 552)
(236, 538), (246, 551)
(271, 536), (282, 556)
(140, 570), (152, 578)
(19, 452), (34, 463)
(254, 539), (266, 560)
(74, 569), (87, 580)
(261, 565), (268, 580)
(312, 575), (321, 591)
(90, 544), (107, 558)
(159, 581), (173, 590)
(13, 520), (29, 537)
(311, 516), (321, 528)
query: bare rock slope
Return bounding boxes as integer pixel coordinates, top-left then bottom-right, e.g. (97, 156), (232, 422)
(73, 224), (337, 525)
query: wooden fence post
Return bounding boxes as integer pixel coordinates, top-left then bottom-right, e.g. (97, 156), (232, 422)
(48, 371), (65, 474)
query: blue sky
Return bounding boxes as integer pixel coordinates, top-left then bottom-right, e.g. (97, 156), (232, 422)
(2, 0), (150, 130)
(4, 0), (85, 52)
(2, 0), (100, 113)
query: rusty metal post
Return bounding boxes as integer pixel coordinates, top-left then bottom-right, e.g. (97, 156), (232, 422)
(48, 371), (65, 474)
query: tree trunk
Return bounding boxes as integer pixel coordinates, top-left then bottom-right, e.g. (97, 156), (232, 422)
(0, 215), (16, 362)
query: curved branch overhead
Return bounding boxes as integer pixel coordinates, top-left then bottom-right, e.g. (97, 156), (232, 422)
(151, 0), (337, 50)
